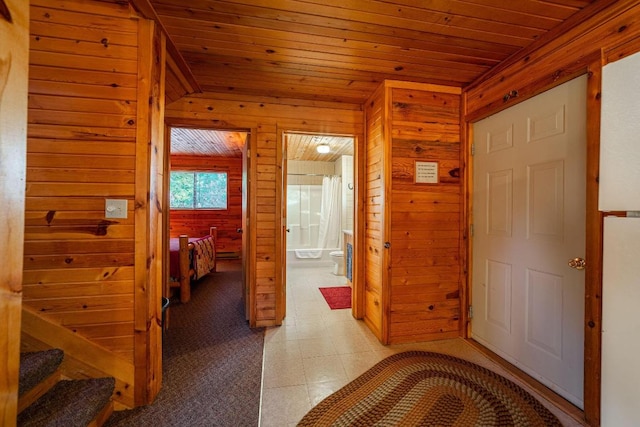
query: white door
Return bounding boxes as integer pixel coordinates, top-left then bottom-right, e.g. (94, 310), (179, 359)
(471, 75), (586, 407)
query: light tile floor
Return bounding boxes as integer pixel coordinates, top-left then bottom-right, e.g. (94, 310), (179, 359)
(259, 265), (584, 427)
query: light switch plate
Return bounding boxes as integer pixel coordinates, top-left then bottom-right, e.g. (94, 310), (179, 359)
(105, 199), (128, 219)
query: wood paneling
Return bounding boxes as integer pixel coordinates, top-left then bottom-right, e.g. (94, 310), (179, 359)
(170, 127), (246, 157)
(364, 81), (462, 345)
(169, 155), (243, 256)
(25, 0), (137, 363)
(166, 93), (364, 327)
(147, 0), (596, 104)
(389, 83), (462, 344)
(0, 0), (29, 423)
(134, 17), (165, 405)
(22, 0), (164, 409)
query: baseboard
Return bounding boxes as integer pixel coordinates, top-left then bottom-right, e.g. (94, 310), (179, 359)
(216, 251), (241, 259)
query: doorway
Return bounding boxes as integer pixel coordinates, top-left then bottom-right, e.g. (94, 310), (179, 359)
(165, 126), (250, 316)
(470, 75), (587, 408)
(282, 132), (356, 322)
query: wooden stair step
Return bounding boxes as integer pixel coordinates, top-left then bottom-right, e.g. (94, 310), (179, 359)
(17, 377), (115, 427)
(19, 349), (64, 396)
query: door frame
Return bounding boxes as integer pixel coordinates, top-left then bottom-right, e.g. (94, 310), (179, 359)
(276, 127), (365, 324)
(163, 121), (257, 327)
(463, 62), (604, 424)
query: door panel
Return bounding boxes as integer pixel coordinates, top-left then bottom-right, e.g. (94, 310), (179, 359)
(472, 76), (586, 407)
(486, 259), (512, 333)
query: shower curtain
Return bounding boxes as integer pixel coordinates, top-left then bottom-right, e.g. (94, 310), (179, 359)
(316, 176), (342, 249)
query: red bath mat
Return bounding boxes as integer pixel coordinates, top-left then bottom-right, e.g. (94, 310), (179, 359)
(319, 286), (352, 310)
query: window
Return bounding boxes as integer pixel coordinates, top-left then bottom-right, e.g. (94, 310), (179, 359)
(170, 171), (227, 209)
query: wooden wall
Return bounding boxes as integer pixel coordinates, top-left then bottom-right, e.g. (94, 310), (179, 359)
(169, 155), (243, 256)
(0, 0), (29, 423)
(365, 81), (462, 345)
(22, 0), (164, 407)
(166, 93), (364, 327)
(388, 82), (462, 344)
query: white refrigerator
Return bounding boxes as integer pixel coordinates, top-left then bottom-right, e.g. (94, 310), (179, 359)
(600, 50), (640, 426)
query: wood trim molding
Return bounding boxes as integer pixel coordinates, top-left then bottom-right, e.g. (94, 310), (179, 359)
(465, 49), (600, 123)
(384, 79), (462, 95)
(583, 52), (605, 427)
(248, 130), (258, 328)
(459, 92), (470, 339)
(275, 125), (284, 325)
(353, 134), (366, 320)
(381, 83), (393, 345)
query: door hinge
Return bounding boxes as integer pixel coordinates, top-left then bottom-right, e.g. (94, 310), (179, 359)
(468, 305), (474, 320)
(471, 143), (475, 156)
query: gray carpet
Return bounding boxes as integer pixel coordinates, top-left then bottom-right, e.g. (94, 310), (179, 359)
(19, 348), (64, 396)
(106, 262), (265, 427)
(19, 378), (115, 427)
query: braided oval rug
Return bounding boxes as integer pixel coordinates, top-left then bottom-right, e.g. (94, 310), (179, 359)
(298, 351), (563, 427)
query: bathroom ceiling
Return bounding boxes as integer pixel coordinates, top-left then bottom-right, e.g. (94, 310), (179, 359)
(286, 133), (354, 163)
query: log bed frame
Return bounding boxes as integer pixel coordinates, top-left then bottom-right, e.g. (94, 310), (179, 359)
(170, 226), (217, 303)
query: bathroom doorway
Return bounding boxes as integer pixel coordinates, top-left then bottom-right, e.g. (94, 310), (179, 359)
(282, 132), (356, 322)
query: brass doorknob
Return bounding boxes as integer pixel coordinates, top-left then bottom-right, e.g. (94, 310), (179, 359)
(568, 257), (586, 270)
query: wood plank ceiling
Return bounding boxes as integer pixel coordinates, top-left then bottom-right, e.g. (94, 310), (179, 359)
(150, 0), (596, 104)
(170, 128), (353, 162)
(151, 0), (598, 157)
(170, 127), (246, 157)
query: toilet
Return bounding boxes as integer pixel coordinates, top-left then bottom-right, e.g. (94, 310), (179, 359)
(329, 250), (344, 275)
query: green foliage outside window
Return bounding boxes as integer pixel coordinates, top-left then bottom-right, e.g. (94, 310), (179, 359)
(170, 171), (227, 209)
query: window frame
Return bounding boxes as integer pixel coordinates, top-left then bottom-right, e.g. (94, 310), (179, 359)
(169, 170), (229, 210)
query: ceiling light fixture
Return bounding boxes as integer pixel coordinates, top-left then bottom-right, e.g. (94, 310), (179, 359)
(316, 143), (330, 154)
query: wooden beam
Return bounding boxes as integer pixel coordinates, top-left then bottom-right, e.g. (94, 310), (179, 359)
(166, 53), (195, 94)
(133, 16), (166, 406)
(0, 0), (29, 424)
(128, 0), (201, 94)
